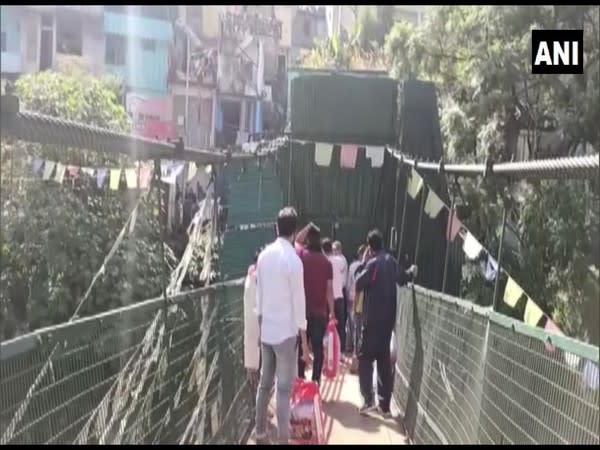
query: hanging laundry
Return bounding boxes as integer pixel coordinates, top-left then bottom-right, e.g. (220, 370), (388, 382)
(340, 144), (358, 169)
(544, 319), (563, 352)
(462, 232), (483, 260)
(484, 255), (498, 282)
(407, 168), (423, 199)
(187, 162), (198, 182)
(96, 168), (108, 188)
(109, 169), (122, 191)
(54, 163), (66, 184)
(446, 208), (462, 242)
(503, 276), (524, 307)
(139, 166), (153, 190)
(125, 168), (138, 189)
(67, 165), (80, 179)
(314, 142), (333, 167)
(424, 190), (445, 219)
(43, 161), (56, 180)
(523, 298), (544, 326)
(582, 360), (599, 390)
(196, 167), (211, 190)
(81, 167), (95, 177)
(32, 159), (44, 177)
(365, 146), (385, 168)
(162, 162), (185, 184)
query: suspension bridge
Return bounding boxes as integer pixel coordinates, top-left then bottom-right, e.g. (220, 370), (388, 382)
(0, 83), (598, 445)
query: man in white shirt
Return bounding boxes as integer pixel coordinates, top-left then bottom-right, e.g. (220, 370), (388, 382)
(323, 239), (347, 354)
(255, 207), (310, 445)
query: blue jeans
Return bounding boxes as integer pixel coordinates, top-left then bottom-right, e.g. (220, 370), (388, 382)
(255, 336), (297, 444)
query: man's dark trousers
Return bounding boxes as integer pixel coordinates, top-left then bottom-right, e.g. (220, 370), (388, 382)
(298, 316), (328, 383)
(358, 322), (394, 412)
(334, 297), (346, 353)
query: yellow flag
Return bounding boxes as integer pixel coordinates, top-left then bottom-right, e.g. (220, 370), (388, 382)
(314, 142), (333, 167)
(407, 168), (423, 199)
(524, 298), (544, 326)
(503, 276), (523, 307)
(54, 163), (66, 184)
(109, 169), (122, 191)
(125, 168), (138, 189)
(424, 190), (445, 218)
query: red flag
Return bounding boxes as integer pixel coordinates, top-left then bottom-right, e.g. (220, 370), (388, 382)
(544, 319), (563, 352)
(446, 208), (462, 241)
(340, 144), (358, 169)
(67, 165), (80, 179)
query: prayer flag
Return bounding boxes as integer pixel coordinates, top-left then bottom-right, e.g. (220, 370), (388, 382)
(366, 146), (385, 168)
(109, 169), (121, 191)
(407, 168), (423, 199)
(43, 161), (56, 180)
(140, 166), (153, 190)
(314, 142), (333, 167)
(544, 319), (563, 352)
(340, 144), (358, 169)
(446, 208), (462, 241)
(187, 162), (198, 181)
(82, 167), (95, 176)
(503, 276), (524, 307)
(32, 159), (44, 177)
(54, 163), (66, 184)
(67, 165), (80, 179)
(582, 361), (599, 390)
(463, 232), (483, 260)
(484, 255), (498, 282)
(424, 190), (445, 219)
(96, 168), (108, 188)
(523, 298), (544, 326)
(125, 168), (138, 189)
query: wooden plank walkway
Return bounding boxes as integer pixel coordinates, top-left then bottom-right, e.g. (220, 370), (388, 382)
(248, 360), (409, 445)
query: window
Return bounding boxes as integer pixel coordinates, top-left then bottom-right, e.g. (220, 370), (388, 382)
(56, 11), (82, 55)
(303, 18), (311, 37)
(105, 34), (127, 65)
(140, 38), (156, 52)
(1, 32), (6, 53)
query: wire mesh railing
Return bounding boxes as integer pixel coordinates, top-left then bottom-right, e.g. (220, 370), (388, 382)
(0, 279), (253, 445)
(394, 285), (600, 445)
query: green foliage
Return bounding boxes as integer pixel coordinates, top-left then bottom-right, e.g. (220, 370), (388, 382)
(384, 5), (599, 342)
(0, 71), (172, 340)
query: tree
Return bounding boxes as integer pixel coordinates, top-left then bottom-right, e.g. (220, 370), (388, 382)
(384, 6), (599, 342)
(0, 70), (176, 340)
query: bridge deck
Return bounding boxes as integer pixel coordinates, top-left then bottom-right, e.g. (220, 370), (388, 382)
(248, 361), (409, 445)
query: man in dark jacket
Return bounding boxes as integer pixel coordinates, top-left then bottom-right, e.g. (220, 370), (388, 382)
(354, 229), (417, 417)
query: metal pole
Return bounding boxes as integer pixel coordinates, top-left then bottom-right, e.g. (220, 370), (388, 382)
(390, 162), (401, 250)
(492, 202), (508, 311)
(287, 139), (292, 204)
(397, 166), (410, 260)
(413, 184), (427, 268)
(441, 191), (456, 294)
(185, 34), (190, 145)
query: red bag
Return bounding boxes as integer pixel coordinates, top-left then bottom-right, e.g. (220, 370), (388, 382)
(290, 378), (325, 444)
(322, 319), (340, 379)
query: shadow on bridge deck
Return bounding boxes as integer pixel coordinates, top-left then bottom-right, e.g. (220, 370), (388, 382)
(248, 360), (409, 445)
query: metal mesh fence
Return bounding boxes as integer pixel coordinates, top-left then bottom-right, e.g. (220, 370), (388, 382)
(0, 279), (253, 445)
(394, 285), (600, 445)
